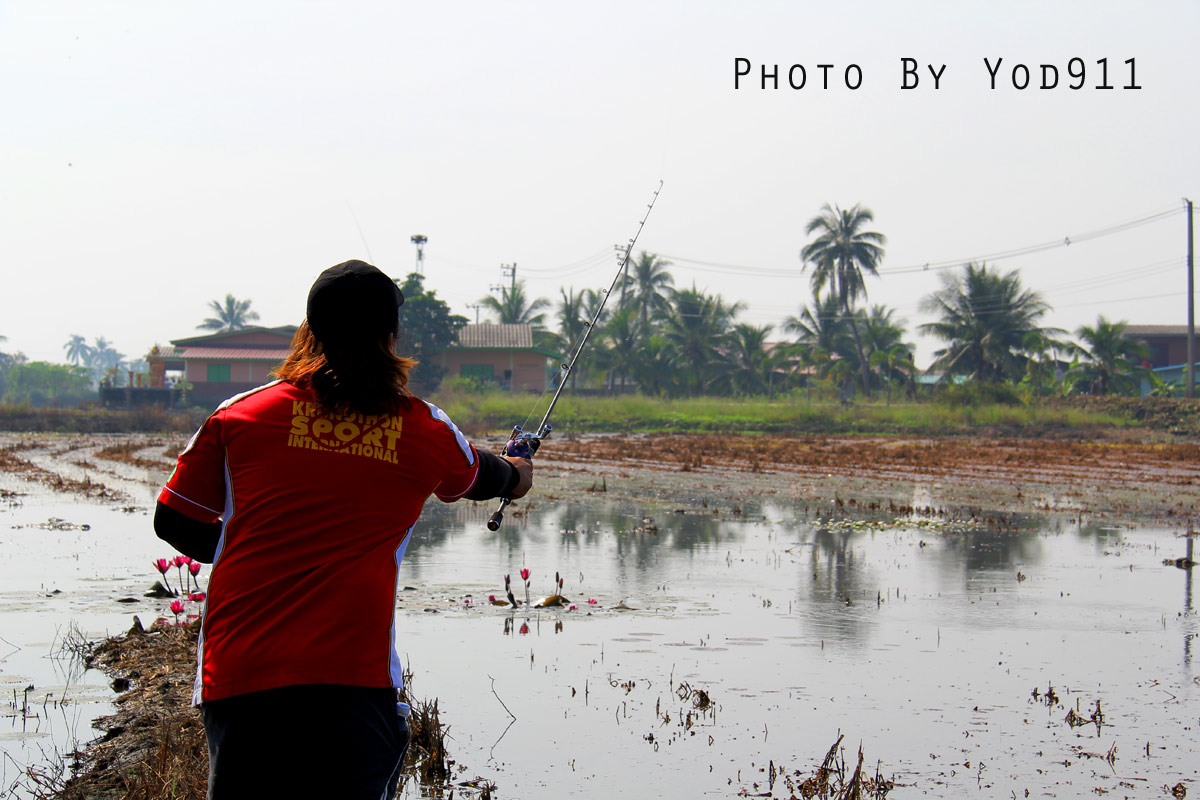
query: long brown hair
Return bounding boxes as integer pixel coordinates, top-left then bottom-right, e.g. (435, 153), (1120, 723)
(274, 321), (418, 416)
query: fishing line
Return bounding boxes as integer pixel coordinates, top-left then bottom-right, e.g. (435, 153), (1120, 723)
(344, 200), (374, 263)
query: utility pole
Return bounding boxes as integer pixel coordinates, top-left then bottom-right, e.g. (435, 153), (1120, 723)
(1187, 199), (1195, 399)
(489, 264), (518, 323)
(410, 234), (427, 276)
(467, 303), (482, 324)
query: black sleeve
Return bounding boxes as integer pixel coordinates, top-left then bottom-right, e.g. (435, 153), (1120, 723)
(154, 501), (221, 563)
(464, 449), (521, 501)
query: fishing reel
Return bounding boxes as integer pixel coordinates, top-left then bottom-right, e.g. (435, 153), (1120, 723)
(501, 424), (550, 459)
(487, 425), (551, 531)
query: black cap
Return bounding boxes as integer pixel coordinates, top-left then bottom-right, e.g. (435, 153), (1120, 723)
(306, 260), (404, 348)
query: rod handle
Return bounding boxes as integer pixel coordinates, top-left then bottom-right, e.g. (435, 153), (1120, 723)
(487, 497), (510, 531)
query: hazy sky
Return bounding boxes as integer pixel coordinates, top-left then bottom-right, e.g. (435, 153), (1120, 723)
(4, 1), (1197, 368)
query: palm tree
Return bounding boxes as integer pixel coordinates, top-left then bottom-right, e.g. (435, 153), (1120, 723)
(554, 287), (590, 389)
(627, 334), (676, 397)
(868, 344), (912, 405)
(63, 334), (93, 366)
(800, 203), (887, 394)
(88, 337), (125, 371)
(556, 287), (588, 348)
(1020, 330), (1065, 397)
(858, 305), (912, 388)
(600, 307), (645, 392)
(200, 295), (260, 332)
(628, 251), (675, 330)
(709, 324), (785, 396)
(581, 287), (612, 329)
(919, 262), (1056, 383)
(1066, 316), (1151, 395)
(661, 286), (744, 396)
(784, 291), (847, 358)
(480, 281), (550, 328)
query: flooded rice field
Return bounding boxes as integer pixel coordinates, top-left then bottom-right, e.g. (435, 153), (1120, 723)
(1, 434), (1197, 798)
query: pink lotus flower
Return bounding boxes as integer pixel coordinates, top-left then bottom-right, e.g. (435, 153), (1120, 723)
(587, 598), (597, 605)
(519, 622), (530, 635)
(173, 555), (190, 567)
(188, 592), (206, 602)
(520, 568), (531, 607)
(186, 560), (202, 592)
(153, 558), (175, 595)
(169, 599), (185, 623)
(568, 605), (577, 611)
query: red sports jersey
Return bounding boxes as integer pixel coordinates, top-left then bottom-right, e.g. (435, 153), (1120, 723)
(158, 381), (480, 705)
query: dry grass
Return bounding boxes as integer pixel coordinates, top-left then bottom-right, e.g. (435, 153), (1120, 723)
(34, 619), (460, 800)
(93, 441), (172, 472)
(0, 446), (128, 501)
(750, 734), (894, 800)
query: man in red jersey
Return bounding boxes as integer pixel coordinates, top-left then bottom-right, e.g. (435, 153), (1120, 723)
(155, 260), (532, 799)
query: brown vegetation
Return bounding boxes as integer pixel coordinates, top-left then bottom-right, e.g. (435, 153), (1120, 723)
(39, 620), (460, 800)
(0, 443), (128, 501)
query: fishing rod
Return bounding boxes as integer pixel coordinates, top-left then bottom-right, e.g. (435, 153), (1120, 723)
(486, 180), (664, 531)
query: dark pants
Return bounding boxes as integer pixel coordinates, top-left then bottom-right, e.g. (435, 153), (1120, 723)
(203, 684), (411, 800)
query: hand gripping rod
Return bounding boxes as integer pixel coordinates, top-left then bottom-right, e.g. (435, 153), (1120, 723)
(486, 180), (664, 531)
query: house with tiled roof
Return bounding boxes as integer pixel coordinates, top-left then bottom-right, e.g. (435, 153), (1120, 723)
(145, 326), (296, 408)
(124, 322), (558, 409)
(435, 323), (561, 392)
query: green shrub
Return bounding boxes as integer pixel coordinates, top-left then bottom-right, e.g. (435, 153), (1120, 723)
(936, 381), (1025, 408)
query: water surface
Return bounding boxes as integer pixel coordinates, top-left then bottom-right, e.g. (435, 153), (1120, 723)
(2, 484), (1197, 798)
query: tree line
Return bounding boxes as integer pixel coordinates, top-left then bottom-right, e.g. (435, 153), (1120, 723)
(474, 203), (1170, 399)
(0, 201), (1178, 407)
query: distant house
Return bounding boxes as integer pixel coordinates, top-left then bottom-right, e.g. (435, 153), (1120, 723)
(1123, 324), (1189, 369)
(146, 326), (296, 408)
(124, 322), (557, 409)
(436, 324), (561, 392)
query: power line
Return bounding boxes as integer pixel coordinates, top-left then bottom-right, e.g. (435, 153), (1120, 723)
(656, 205), (1185, 279)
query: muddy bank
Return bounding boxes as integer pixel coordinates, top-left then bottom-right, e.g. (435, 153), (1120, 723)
(530, 433), (1200, 525)
(2, 431), (1198, 524)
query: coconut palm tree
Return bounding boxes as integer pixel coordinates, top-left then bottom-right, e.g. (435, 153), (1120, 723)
(708, 323), (786, 396)
(627, 251), (675, 329)
(784, 291), (847, 358)
(919, 262), (1057, 383)
(868, 344), (913, 405)
(1065, 316), (1151, 395)
(600, 307), (645, 392)
(800, 203), (887, 394)
(581, 287), (612, 329)
(627, 334), (676, 397)
(858, 305), (912, 389)
(200, 295), (260, 332)
(88, 337), (125, 371)
(556, 287), (588, 348)
(1020, 330), (1066, 397)
(661, 286), (744, 396)
(63, 334), (93, 366)
(479, 281), (550, 329)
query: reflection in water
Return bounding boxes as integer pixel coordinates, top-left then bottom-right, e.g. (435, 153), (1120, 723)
(1185, 535), (1195, 667)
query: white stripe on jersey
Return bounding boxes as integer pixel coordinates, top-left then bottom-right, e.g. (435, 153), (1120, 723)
(422, 401), (475, 466)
